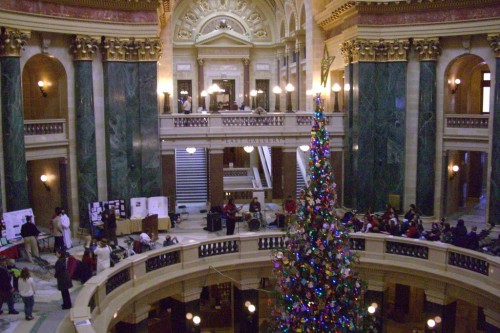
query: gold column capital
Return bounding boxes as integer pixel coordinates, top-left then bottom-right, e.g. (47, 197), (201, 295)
(414, 38), (441, 61)
(136, 38), (162, 62)
(352, 39), (377, 63)
(69, 35), (99, 61)
(340, 40), (353, 65)
(242, 58), (250, 66)
(0, 28), (30, 57)
(487, 34), (500, 58)
(384, 39), (410, 62)
(101, 37), (130, 62)
(197, 58), (204, 66)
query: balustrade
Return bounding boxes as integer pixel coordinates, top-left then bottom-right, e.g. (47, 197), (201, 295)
(386, 241), (429, 259)
(199, 240), (239, 258)
(146, 250), (181, 272)
(449, 251), (489, 276)
(258, 236), (285, 250)
(105, 268), (131, 295)
(445, 115), (489, 128)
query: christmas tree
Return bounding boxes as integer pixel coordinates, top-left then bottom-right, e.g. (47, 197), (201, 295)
(272, 95), (371, 332)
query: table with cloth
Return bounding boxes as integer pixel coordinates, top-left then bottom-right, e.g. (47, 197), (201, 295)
(115, 217), (171, 236)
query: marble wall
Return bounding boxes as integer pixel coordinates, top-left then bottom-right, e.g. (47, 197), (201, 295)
(489, 57), (500, 225)
(343, 63), (354, 208)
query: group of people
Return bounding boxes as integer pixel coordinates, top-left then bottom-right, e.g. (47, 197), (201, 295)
(343, 204), (491, 252)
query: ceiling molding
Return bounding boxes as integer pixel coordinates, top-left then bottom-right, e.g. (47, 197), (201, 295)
(40, 0), (159, 11)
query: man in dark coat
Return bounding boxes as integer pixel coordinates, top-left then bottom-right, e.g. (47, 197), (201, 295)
(0, 256), (19, 314)
(54, 249), (73, 309)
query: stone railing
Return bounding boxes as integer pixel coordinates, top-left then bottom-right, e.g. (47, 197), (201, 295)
(159, 112), (345, 149)
(443, 114), (490, 144)
(24, 118), (68, 148)
(69, 233), (500, 333)
(445, 114), (489, 128)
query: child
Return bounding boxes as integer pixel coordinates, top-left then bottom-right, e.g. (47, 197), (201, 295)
(18, 267), (36, 320)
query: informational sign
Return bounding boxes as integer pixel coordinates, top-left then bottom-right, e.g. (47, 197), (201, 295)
(130, 197), (148, 219)
(88, 200), (126, 224)
(147, 196), (169, 218)
(3, 208), (35, 240)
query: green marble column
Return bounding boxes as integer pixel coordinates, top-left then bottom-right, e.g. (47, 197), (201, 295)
(138, 62), (161, 197)
(489, 56), (500, 225)
(416, 61), (437, 216)
(74, 61), (98, 227)
(343, 63), (355, 208)
(1, 56), (29, 211)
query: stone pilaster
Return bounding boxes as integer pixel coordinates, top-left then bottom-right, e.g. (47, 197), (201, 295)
(0, 27), (30, 211)
(271, 147), (283, 200)
(71, 35), (99, 229)
(282, 148), (297, 200)
(414, 38), (441, 216)
(242, 58), (250, 107)
(208, 149), (224, 209)
(197, 58), (204, 108)
(487, 34), (500, 226)
(162, 152), (176, 213)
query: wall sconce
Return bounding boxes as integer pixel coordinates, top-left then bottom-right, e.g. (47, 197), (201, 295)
(186, 147), (196, 154)
(200, 90), (208, 111)
(162, 91), (171, 114)
(37, 81), (47, 98)
(450, 164), (460, 180)
(243, 146), (254, 153)
(272, 86), (282, 112)
(367, 302), (378, 315)
(285, 83), (295, 113)
(40, 174), (50, 191)
(332, 83), (341, 112)
(450, 78), (461, 94)
(250, 89), (258, 109)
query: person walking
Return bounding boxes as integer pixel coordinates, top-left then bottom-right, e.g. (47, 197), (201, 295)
(53, 207), (64, 252)
(54, 249), (72, 309)
(183, 95), (192, 114)
(18, 267), (35, 320)
(60, 208), (72, 249)
(0, 256), (19, 315)
(20, 215), (40, 263)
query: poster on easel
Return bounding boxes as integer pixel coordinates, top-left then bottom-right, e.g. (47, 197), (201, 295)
(3, 208), (35, 241)
(88, 199), (126, 224)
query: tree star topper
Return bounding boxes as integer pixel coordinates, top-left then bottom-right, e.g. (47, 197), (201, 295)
(321, 45), (335, 88)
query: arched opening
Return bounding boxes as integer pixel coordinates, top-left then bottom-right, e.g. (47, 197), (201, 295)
(22, 53), (68, 119)
(288, 14), (296, 35)
(300, 4), (306, 29)
(280, 20), (285, 39)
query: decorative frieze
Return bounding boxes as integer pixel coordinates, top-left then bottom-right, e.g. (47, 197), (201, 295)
(352, 39), (377, 62)
(347, 38), (410, 63)
(0, 28), (29, 57)
(101, 37), (161, 62)
(385, 39), (410, 62)
(340, 41), (353, 65)
(414, 38), (441, 61)
(69, 35), (99, 61)
(487, 34), (500, 58)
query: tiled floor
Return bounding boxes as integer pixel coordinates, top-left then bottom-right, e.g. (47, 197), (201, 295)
(0, 201), (490, 333)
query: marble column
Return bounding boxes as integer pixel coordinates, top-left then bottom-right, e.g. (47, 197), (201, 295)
(488, 34), (500, 226)
(271, 147), (283, 200)
(209, 149), (224, 209)
(101, 37), (162, 210)
(233, 286), (259, 333)
(162, 152), (176, 213)
(0, 28), (30, 211)
(415, 39), (440, 217)
(341, 43), (354, 208)
(197, 59), (204, 107)
(138, 61), (161, 197)
(295, 45), (301, 111)
(70, 35), (99, 228)
(282, 149), (297, 199)
(243, 58), (250, 107)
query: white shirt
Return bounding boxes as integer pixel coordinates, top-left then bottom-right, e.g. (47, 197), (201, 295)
(18, 277), (36, 297)
(94, 245), (111, 274)
(140, 233), (151, 243)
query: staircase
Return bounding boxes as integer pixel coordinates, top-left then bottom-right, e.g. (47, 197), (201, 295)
(175, 148), (208, 204)
(296, 162), (306, 197)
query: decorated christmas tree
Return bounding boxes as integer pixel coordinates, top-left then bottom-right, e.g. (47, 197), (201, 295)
(272, 95), (372, 332)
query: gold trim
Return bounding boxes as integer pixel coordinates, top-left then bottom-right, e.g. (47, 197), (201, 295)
(350, 38), (410, 63)
(317, 3), (355, 30)
(0, 27), (29, 57)
(414, 38), (441, 61)
(137, 38), (162, 61)
(340, 41), (353, 65)
(487, 34), (500, 58)
(70, 35), (99, 61)
(357, 0), (500, 14)
(101, 37), (130, 61)
(385, 39), (410, 62)
(40, 0), (158, 11)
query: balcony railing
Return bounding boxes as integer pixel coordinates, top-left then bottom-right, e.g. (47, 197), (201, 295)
(24, 118), (68, 148)
(70, 233), (500, 333)
(443, 114), (490, 142)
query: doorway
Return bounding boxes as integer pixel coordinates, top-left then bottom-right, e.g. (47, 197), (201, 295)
(213, 79), (236, 110)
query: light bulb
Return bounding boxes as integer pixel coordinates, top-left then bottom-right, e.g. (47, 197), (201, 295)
(40, 175), (48, 182)
(193, 315), (201, 325)
(427, 319), (436, 328)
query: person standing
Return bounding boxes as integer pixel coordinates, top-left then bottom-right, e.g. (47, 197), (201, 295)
(183, 95), (192, 114)
(107, 207), (117, 246)
(18, 267), (35, 320)
(101, 204), (110, 240)
(223, 198), (238, 236)
(249, 197), (261, 214)
(284, 195), (297, 214)
(53, 207), (64, 252)
(54, 249), (72, 309)
(0, 256), (19, 315)
(20, 215), (40, 263)
(94, 239), (111, 274)
(60, 208), (72, 249)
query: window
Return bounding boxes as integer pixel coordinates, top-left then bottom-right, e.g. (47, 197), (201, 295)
(481, 72), (490, 113)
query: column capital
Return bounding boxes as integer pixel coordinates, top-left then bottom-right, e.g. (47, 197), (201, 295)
(101, 37), (161, 62)
(384, 39), (410, 62)
(70, 35), (99, 61)
(350, 38), (410, 63)
(487, 34), (500, 58)
(197, 58), (204, 66)
(340, 40), (353, 65)
(414, 38), (441, 61)
(0, 28), (29, 57)
(352, 39), (377, 62)
(242, 58), (250, 66)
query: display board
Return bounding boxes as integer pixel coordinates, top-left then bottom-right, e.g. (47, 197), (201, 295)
(88, 200), (126, 223)
(3, 208), (35, 240)
(147, 196), (169, 218)
(130, 197), (148, 219)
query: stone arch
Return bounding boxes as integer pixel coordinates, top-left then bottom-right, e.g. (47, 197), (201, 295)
(299, 3), (306, 29)
(22, 53), (68, 120)
(443, 54), (490, 115)
(280, 19), (285, 39)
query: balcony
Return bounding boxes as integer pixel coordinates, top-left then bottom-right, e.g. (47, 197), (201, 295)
(70, 232), (500, 333)
(159, 112), (346, 150)
(24, 118), (68, 148)
(443, 114), (490, 150)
